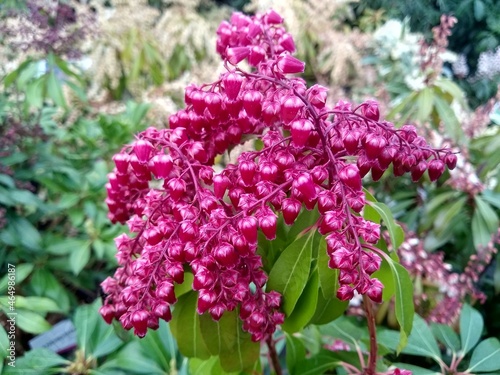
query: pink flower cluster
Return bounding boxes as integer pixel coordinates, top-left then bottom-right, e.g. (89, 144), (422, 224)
(100, 10), (455, 341)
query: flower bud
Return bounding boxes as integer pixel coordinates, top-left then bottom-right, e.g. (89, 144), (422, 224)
(223, 73), (243, 100)
(134, 140), (153, 163)
(294, 172), (317, 200)
(167, 178), (186, 201)
(249, 46), (266, 66)
(238, 216), (258, 244)
(282, 198), (302, 225)
(279, 33), (295, 52)
(364, 134), (387, 160)
(291, 119), (313, 147)
(113, 153), (130, 174)
(366, 278), (384, 303)
(336, 285), (355, 301)
(444, 153), (457, 169)
(99, 305), (115, 324)
(242, 90), (263, 118)
(281, 96), (303, 123)
(361, 100), (380, 121)
(428, 159), (445, 181)
(411, 160), (427, 182)
(214, 243), (239, 267)
(239, 160), (257, 185)
(213, 174), (230, 199)
(227, 46), (250, 65)
(151, 154), (173, 179)
(258, 210), (277, 240)
(277, 54), (305, 74)
(339, 164), (362, 191)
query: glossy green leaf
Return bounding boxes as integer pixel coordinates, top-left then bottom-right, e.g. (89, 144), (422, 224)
(69, 240), (91, 275)
(468, 338), (500, 373)
(472, 196), (499, 247)
(100, 341), (164, 374)
(402, 315), (441, 362)
(0, 324), (9, 359)
(74, 302), (100, 354)
(171, 292), (210, 360)
(317, 236), (339, 299)
(460, 303), (484, 356)
(174, 272), (195, 298)
(4, 348), (68, 373)
(286, 333), (306, 374)
(319, 316), (365, 348)
(433, 196), (467, 236)
(30, 269), (70, 313)
(282, 270), (319, 333)
(14, 296), (62, 313)
(431, 323), (460, 353)
(294, 349), (360, 375)
(286, 208), (320, 242)
(386, 257), (414, 352)
(267, 230), (315, 315)
(139, 320), (176, 370)
(0, 263), (34, 294)
(309, 289), (348, 325)
(15, 309), (52, 334)
(200, 310), (258, 372)
(367, 201), (404, 250)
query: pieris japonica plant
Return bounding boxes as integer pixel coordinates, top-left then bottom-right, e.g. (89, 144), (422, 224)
(99, 9), (456, 375)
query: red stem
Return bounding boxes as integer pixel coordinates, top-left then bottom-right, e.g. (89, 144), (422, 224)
(363, 295), (378, 375)
(266, 336), (283, 375)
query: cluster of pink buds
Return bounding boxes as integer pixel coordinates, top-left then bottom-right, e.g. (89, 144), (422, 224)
(100, 9), (455, 341)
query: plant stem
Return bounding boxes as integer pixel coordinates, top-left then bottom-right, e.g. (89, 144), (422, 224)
(363, 295), (378, 375)
(266, 336), (283, 375)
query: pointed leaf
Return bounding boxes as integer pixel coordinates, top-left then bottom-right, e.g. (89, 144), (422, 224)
(385, 257), (414, 352)
(286, 332), (306, 374)
(267, 230), (315, 315)
(468, 338), (500, 373)
(460, 303), (484, 356)
(197, 303), (261, 370)
(431, 323), (460, 353)
(309, 289), (348, 325)
(317, 236), (339, 299)
(69, 240), (91, 275)
(402, 315), (441, 362)
(367, 201), (404, 250)
(171, 292), (210, 360)
(416, 87), (434, 123)
(47, 71), (66, 108)
(282, 270), (319, 333)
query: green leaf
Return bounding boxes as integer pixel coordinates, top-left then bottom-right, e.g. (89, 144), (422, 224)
(391, 363), (441, 375)
(460, 303), (484, 356)
(286, 208), (320, 242)
(74, 302), (100, 354)
(200, 310), (260, 372)
(26, 76), (46, 108)
(170, 292), (210, 360)
(0, 263), (34, 294)
(433, 196), (467, 236)
(30, 269), (70, 313)
(267, 230), (315, 315)
(317, 236), (339, 299)
(0, 324), (9, 359)
(282, 270), (319, 333)
(286, 333), (306, 374)
(319, 316), (365, 348)
(385, 257), (414, 352)
(47, 71), (66, 108)
(15, 309), (52, 334)
(433, 95), (464, 142)
(6, 348), (68, 372)
(14, 297), (62, 313)
(135, 320), (175, 369)
(294, 350), (360, 375)
(402, 315), (441, 362)
(309, 289), (348, 325)
(474, 0), (486, 21)
(431, 323), (461, 353)
(387, 92), (418, 122)
(416, 87), (434, 123)
(69, 240), (91, 275)
(100, 341), (164, 374)
(472, 196), (499, 247)
(468, 338), (500, 373)
(367, 201), (404, 250)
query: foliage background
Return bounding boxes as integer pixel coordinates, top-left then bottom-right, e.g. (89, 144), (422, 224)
(1, 0), (499, 374)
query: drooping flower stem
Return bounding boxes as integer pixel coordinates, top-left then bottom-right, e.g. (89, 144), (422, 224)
(363, 295), (378, 375)
(266, 336), (283, 375)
